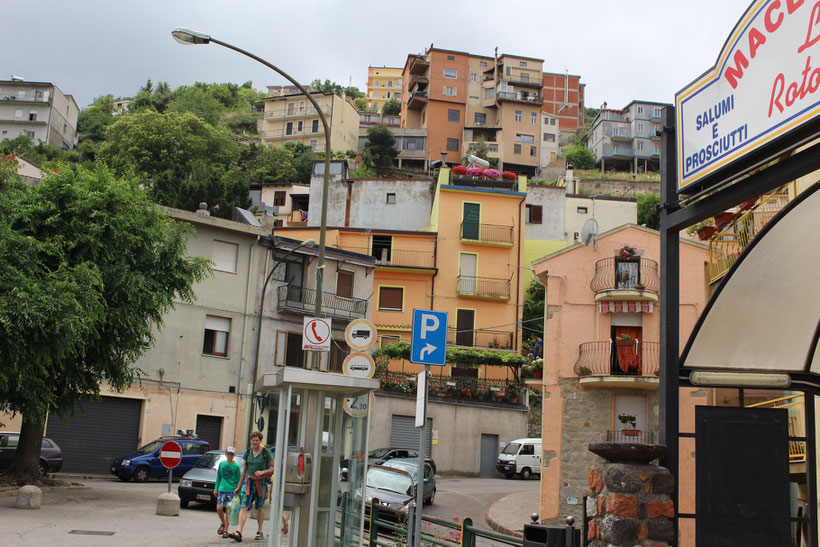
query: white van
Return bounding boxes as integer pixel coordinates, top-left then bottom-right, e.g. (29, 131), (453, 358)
(496, 438), (542, 479)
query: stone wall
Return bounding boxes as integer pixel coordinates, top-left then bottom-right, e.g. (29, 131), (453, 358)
(586, 461), (675, 546)
(527, 392), (542, 438)
(577, 179), (660, 197)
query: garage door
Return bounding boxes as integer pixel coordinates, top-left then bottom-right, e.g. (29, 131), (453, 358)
(390, 415), (433, 458)
(46, 396), (142, 474)
(196, 415), (222, 451)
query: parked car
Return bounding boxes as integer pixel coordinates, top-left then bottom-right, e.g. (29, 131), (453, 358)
(110, 435), (210, 482)
(380, 458), (436, 505)
(178, 450), (245, 508)
(0, 432), (63, 477)
(364, 466), (418, 523)
(496, 437), (541, 479)
(365, 447), (437, 475)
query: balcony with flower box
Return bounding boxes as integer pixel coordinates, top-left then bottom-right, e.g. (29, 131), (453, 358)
(591, 247), (660, 304)
(374, 369), (526, 407)
(574, 340), (659, 389)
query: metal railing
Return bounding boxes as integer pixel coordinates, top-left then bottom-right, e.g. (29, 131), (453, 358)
(502, 76), (543, 88)
(457, 275), (511, 299)
(447, 327), (514, 349)
(496, 91), (542, 104)
(0, 94), (50, 103)
(375, 369), (523, 405)
(450, 176), (517, 191)
(277, 285), (367, 319)
(573, 340), (660, 377)
(460, 222), (514, 245)
(610, 128), (631, 140)
(262, 105), (330, 118)
(590, 257), (660, 293)
(339, 246), (435, 269)
(707, 183), (793, 282)
(606, 429), (656, 444)
(747, 394), (806, 462)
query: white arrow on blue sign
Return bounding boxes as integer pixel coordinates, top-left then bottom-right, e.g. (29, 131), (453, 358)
(410, 309), (448, 366)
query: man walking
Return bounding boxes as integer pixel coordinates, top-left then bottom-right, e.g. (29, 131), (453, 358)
(214, 446), (242, 538)
(230, 432), (274, 542)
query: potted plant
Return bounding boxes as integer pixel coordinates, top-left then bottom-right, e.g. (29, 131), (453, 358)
(713, 211), (734, 230)
(694, 221), (716, 240)
(452, 165), (468, 176)
(578, 366), (592, 377)
(483, 168), (501, 180)
(504, 383), (520, 404)
(465, 167), (483, 179)
(501, 170), (517, 181)
(618, 414), (639, 436)
(614, 242), (641, 259)
(531, 358), (543, 379)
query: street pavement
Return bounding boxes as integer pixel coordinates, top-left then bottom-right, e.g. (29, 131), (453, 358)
(0, 474), (538, 546)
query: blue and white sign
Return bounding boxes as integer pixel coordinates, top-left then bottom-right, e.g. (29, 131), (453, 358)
(410, 309), (448, 366)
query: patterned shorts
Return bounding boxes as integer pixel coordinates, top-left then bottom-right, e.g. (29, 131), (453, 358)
(239, 479), (267, 510)
(215, 491), (234, 507)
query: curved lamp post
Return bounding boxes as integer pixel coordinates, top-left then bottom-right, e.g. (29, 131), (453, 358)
(171, 27), (332, 343)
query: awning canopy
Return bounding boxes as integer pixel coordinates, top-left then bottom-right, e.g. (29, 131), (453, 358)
(680, 183), (820, 391)
(598, 301), (654, 313)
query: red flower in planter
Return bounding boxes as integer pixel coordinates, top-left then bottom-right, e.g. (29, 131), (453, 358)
(482, 168), (501, 179)
(501, 171), (517, 181)
(452, 165), (467, 176)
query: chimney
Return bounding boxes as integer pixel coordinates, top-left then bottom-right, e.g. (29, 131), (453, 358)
(441, 152), (447, 167)
(195, 202), (210, 216)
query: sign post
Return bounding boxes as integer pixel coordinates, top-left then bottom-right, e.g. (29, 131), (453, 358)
(409, 309), (448, 546)
(159, 440), (182, 493)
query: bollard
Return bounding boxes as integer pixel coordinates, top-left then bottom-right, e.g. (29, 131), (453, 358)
(565, 516), (576, 547)
(156, 492), (181, 516)
(15, 485), (41, 510)
(460, 516), (474, 547)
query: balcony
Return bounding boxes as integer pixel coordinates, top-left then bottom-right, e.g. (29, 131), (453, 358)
(450, 175), (517, 192)
(457, 275), (511, 300)
(497, 91), (543, 106)
(502, 76), (543, 89)
(407, 90), (428, 110)
(650, 110), (662, 123)
(375, 369), (525, 406)
(287, 210), (307, 226)
(339, 246), (435, 270)
(573, 340), (660, 389)
(606, 429), (656, 444)
(651, 147), (661, 158)
(447, 327), (514, 349)
(408, 74), (429, 92)
(650, 127), (663, 141)
(610, 145), (633, 159)
(0, 94), (50, 104)
(590, 257), (660, 301)
(460, 222), (514, 246)
(747, 394), (805, 473)
(277, 285), (368, 320)
(408, 55), (430, 75)
(610, 128), (632, 142)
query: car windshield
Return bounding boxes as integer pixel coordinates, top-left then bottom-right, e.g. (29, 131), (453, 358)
(369, 448), (391, 459)
(382, 461), (418, 480)
(137, 440), (165, 454)
(195, 453), (244, 470)
(501, 442), (520, 455)
(367, 468), (412, 495)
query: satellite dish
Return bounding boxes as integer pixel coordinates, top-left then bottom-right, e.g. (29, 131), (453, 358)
(580, 218), (599, 247)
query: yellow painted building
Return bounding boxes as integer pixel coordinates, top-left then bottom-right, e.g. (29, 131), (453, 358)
(366, 66), (403, 112)
(259, 90), (359, 153)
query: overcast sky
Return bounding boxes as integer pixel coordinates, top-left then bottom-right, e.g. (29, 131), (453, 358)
(2, 0), (751, 110)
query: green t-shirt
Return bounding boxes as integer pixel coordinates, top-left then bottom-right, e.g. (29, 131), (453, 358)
(214, 460), (242, 493)
(244, 446), (273, 477)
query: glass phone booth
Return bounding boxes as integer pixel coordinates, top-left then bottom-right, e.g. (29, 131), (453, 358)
(256, 367), (377, 546)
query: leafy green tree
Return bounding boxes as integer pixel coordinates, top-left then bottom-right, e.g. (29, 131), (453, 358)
(283, 142), (319, 184)
(0, 161), (210, 482)
(522, 280), (545, 342)
(363, 125), (398, 175)
(353, 97), (367, 111)
(637, 193), (661, 229)
(132, 80), (175, 113)
(167, 86), (225, 125)
(562, 141), (596, 169)
(77, 95), (118, 162)
(100, 111), (239, 179)
(381, 98), (401, 115)
(0, 135), (77, 167)
(309, 79), (365, 99)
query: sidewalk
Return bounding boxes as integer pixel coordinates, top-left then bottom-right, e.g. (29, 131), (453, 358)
(485, 489), (539, 538)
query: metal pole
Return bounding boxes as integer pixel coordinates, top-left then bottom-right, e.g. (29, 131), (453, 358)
(168, 467), (172, 494)
(413, 365), (429, 546)
(658, 105), (680, 545)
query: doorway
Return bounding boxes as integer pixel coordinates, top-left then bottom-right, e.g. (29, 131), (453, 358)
(612, 325), (642, 374)
(480, 434), (498, 477)
(195, 415), (222, 450)
(459, 253), (477, 294)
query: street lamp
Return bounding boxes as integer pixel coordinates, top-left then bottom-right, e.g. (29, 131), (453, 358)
(171, 27), (332, 346)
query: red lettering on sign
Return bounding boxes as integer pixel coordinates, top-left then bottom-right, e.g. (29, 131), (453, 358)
(748, 27), (768, 58)
(768, 56), (820, 117)
(797, 1), (820, 54)
(765, 0), (784, 32)
(725, 50), (750, 89)
(787, 0), (806, 15)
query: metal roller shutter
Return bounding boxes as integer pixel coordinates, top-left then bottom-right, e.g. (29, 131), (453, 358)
(390, 415), (433, 458)
(195, 415), (222, 451)
(46, 396), (142, 474)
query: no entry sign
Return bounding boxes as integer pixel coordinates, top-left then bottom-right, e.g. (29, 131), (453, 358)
(159, 441), (182, 469)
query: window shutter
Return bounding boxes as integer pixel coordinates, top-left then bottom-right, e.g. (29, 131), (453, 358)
(531, 205), (543, 224)
(205, 316), (231, 332)
(379, 287), (403, 310)
(274, 330), (288, 365)
(212, 240), (238, 273)
(337, 271), (354, 298)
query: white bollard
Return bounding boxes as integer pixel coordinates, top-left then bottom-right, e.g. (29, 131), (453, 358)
(156, 492), (181, 516)
(15, 485), (42, 509)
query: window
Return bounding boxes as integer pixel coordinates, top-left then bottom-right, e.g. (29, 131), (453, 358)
(488, 143), (498, 152)
(653, 107), (662, 118)
(516, 134), (534, 143)
(297, 121), (303, 132)
(531, 112), (537, 124)
(444, 86), (457, 96)
(474, 112), (486, 125)
(312, 119), (319, 133)
(446, 138), (459, 151)
(577, 207), (588, 214)
(286, 122), (293, 135)
(637, 106), (644, 114)
(386, 92), (391, 99)
(551, 118), (556, 126)
(403, 138), (424, 150)
(514, 143), (522, 154)
(25, 131), (35, 139)
(29, 111), (37, 121)
(203, 316), (230, 356)
(336, 270), (354, 298)
(387, 80), (393, 87)
(480, 61), (487, 67)
(372, 235), (392, 262)
(515, 110), (522, 122)
(520, 61), (528, 67)
(299, 101), (305, 113)
(526, 204), (543, 224)
(444, 68), (458, 79)
(484, 88), (494, 99)
(520, 444), (534, 455)
(638, 142), (644, 151)
(386, 193), (396, 204)
(374, 79), (379, 87)
(378, 287), (403, 311)
(212, 240), (238, 273)
(287, 102), (295, 115)
(309, 139), (318, 151)
(285, 332), (305, 367)
(544, 133), (556, 142)
(506, 66), (511, 76)
(637, 122), (644, 132)
(521, 73), (530, 83)
(273, 191), (286, 206)
(447, 55), (455, 61)
(469, 73), (478, 82)
(530, 145), (537, 156)
(448, 109), (460, 122)
(14, 109), (22, 118)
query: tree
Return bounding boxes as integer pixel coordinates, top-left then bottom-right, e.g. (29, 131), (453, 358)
(132, 79), (174, 113)
(522, 280), (545, 342)
(167, 86), (225, 125)
(309, 79), (365, 99)
(363, 125), (398, 175)
(562, 141), (595, 169)
(381, 98), (401, 115)
(77, 95), (117, 162)
(353, 97), (368, 111)
(0, 161), (210, 482)
(637, 193), (661, 229)
(0, 135), (77, 167)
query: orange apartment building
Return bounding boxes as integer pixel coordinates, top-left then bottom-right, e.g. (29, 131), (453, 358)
(541, 71), (585, 146)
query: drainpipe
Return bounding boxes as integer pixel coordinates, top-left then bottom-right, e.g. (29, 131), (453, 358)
(344, 179), (353, 227)
(430, 236), (438, 310)
(514, 197), (524, 350)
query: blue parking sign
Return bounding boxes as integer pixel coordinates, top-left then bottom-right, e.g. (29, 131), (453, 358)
(411, 309), (448, 366)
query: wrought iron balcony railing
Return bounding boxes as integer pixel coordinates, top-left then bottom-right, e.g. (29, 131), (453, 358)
(573, 340), (660, 377)
(375, 369), (524, 405)
(606, 429), (655, 444)
(338, 246), (435, 269)
(446, 327), (514, 350)
(747, 394), (805, 462)
(457, 275), (511, 299)
(590, 257), (660, 293)
(450, 176), (517, 191)
(460, 222), (514, 245)
(277, 285), (368, 320)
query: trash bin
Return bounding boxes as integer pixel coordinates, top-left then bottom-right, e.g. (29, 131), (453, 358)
(523, 516), (580, 547)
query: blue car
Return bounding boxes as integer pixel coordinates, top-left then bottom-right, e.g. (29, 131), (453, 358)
(110, 435), (210, 482)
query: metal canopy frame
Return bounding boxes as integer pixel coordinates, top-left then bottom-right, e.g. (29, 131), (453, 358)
(658, 106), (819, 546)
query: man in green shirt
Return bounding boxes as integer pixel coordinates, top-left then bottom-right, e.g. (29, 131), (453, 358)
(230, 431), (274, 542)
(214, 446), (242, 538)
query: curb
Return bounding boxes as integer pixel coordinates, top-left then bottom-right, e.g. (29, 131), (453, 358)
(0, 484), (90, 498)
(485, 510), (523, 538)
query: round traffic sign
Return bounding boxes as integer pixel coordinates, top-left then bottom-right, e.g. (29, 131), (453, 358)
(159, 441), (182, 469)
(343, 352), (375, 379)
(343, 392), (376, 417)
(303, 317), (331, 351)
(344, 319), (377, 351)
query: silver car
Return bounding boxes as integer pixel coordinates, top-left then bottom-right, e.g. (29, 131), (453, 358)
(178, 450), (245, 508)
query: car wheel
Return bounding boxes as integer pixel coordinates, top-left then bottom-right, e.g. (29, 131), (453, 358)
(427, 487), (435, 506)
(133, 466), (150, 482)
(504, 472), (515, 479)
(520, 467), (532, 480)
(38, 461), (48, 477)
(180, 499), (189, 508)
